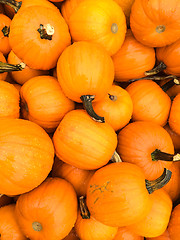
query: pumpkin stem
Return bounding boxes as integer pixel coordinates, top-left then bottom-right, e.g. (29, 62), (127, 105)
(161, 78), (180, 92)
(37, 24), (54, 40)
(0, 61), (25, 73)
(145, 168), (172, 194)
(1, 26), (10, 37)
(144, 62), (167, 76)
(129, 74), (178, 83)
(110, 151), (122, 163)
(80, 95), (105, 123)
(108, 93), (117, 101)
(0, 0), (22, 13)
(156, 25), (166, 34)
(79, 196), (90, 219)
(32, 221), (43, 232)
(151, 149), (180, 162)
(111, 23), (118, 34)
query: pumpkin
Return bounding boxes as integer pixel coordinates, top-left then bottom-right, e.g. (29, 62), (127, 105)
(112, 29), (156, 82)
(9, 5), (71, 70)
(52, 157), (95, 197)
(7, 51), (49, 85)
(20, 75), (75, 133)
(128, 189), (172, 238)
(0, 80), (19, 119)
(68, 0), (126, 56)
(126, 80), (171, 126)
(164, 124), (180, 151)
(113, 226), (144, 240)
(75, 196), (118, 240)
(168, 204), (180, 240)
(92, 84), (133, 131)
(0, 118), (54, 195)
(53, 109), (117, 170)
(0, 14), (11, 55)
(146, 230), (170, 240)
(86, 162), (171, 227)
(0, 204), (26, 240)
(56, 41), (114, 122)
(15, 177), (78, 240)
(169, 93), (180, 135)
(117, 121), (176, 180)
(130, 0), (180, 47)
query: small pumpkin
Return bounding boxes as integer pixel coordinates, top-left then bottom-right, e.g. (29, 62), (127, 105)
(0, 13), (11, 55)
(0, 118), (54, 195)
(112, 29), (156, 82)
(20, 75), (75, 133)
(0, 204), (26, 240)
(68, 0), (126, 56)
(168, 204), (180, 240)
(53, 109), (117, 170)
(130, 0), (180, 47)
(15, 177), (78, 240)
(169, 93), (180, 135)
(9, 5), (71, 70)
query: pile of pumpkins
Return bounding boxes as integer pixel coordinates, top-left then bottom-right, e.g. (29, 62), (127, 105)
(0, 0), (180, 239)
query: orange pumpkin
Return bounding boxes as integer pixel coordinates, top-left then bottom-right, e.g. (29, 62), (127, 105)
(68, 0), (126, 56)
(126, 80), (171, 126)
(146, 230), (170, 240)
(113, 226), (144, 240)
(0, 14), (11, 55)
(92, 84), (133, 131)
(169, 93), (180, 135)
(75, 196), (118, 240)
(0, 204), (26, 240)
(0, 118), (54, 195)
(9, 5), (71, 70)
(86, 162), (171, 227)
(164, 124), (180, 151)
(7, 51), (49, 85)
(112, 29), (155, 82)
(52, 157), (95, 197)
(130, 0), (180, 47)
(20, 75), (75, 133)
(128, 189), (172, 238)
(168, 204), (180, 240)
(0, 81), (19, 119)
(15, 177), (78, 240)
(56, 41), (114, 122)
(53, 109), (117, 170)
(117, 121), (175, 180)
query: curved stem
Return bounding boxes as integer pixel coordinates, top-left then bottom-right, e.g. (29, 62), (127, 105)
(145, 61), (167, 76)
(145, 168), (172, 194)
(110, 151), (122, 163)
(129, 74), (177, 83)
(37, 24), (54, 40)
(151, 149), (180, 162)
(0, 0), (22, 13)
(161, 78), (180, 92)
(79, 196), (90, 219)
(80, 95), (105, 123)
(0, 61), (25, 73)
(2, 26), (10, 37)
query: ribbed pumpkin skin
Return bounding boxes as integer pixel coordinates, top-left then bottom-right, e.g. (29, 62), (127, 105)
(0, 204), (26, 240)
(168, 204), (180, 240)
(0, 81), (19, 119)
(0, 14), (11, 55)
(117, 121), (174, 180)
(53, 109), (117, 170)
(112, 30), (155, 82)
(126, 80), (171, 126)
(86, 162), (152, 227)
(68, 0), (126, 56)
(130, 0), (180, 47)
(169, 93), (180, 135)
(128, 189), (172, 238)
(156, 39), (180, 76)
(9, 6), (71, 70)
(113, 226), (144, 240)
(57, 41), (114, 103)
(15, 178), (78, 240)
(0, 119), (54, 195)
(75, 210), (118, 240)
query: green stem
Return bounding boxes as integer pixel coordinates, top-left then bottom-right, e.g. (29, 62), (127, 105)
(0, 0), (22, 13)
(151, 149), (180, 162)
(32, 222), (42, 232)
(145, 168), (172, 194)
(129, 74), (177, 83)
(80, 95), (105, 123)
(37, 24), (54, 40)
(79, 196), (90, 219)
(145, 61), (167, 76)
(108, 93), (117, 101)
(0, 61), (25, 73)
(1, 26), (10, 37)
